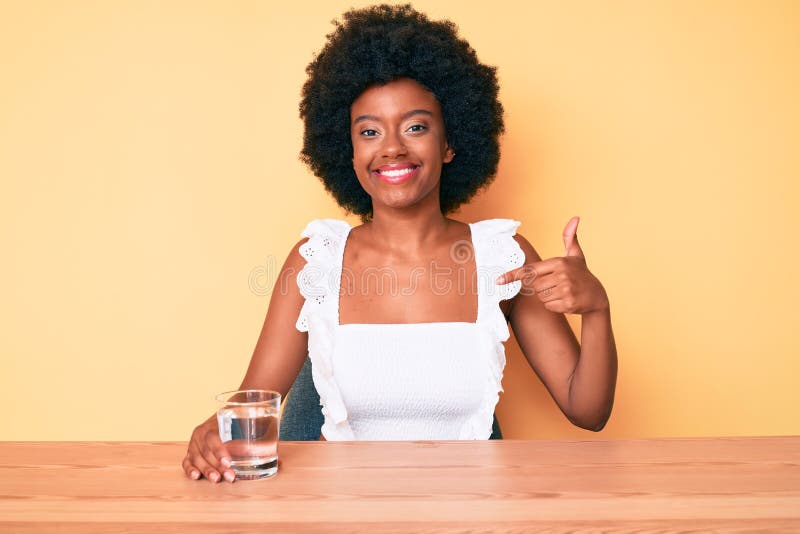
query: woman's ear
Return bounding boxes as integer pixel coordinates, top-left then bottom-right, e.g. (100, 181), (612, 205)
(443, 143), (455, 164)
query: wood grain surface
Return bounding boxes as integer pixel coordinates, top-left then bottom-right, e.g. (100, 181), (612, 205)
(1, 437), (798, 532)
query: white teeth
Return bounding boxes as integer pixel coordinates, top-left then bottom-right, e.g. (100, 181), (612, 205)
(379, 166), (416, 177)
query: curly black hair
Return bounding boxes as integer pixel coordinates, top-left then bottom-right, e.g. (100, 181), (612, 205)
(299, 3), (505, 221)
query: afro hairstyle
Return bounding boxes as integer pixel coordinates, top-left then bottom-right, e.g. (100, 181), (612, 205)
(299, 3), (505, 220)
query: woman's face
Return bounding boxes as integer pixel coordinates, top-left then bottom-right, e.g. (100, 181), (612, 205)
(350, 77), (454, 214)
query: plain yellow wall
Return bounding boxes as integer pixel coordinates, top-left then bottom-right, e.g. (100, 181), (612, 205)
(1, 0), (798, 440)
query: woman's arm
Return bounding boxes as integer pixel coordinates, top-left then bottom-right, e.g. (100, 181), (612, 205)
(183, 238), (311, 483)
(237, 238), (311, 398)
(498, 218), (617, 431)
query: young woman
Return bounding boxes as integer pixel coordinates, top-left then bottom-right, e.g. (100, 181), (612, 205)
(183, 3), (617, 483)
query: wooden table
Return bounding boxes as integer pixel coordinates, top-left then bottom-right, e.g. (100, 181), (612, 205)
(1, 437), (798, 532)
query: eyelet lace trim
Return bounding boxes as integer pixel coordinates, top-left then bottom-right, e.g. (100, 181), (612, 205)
(295, 218), (355, 439)
(460, 219), (525, 439)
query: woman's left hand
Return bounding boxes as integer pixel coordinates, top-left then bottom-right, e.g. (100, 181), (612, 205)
(495, 216), (609, 315)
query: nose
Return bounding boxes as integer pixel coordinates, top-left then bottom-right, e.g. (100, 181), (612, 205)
(381, 129), (407, 159)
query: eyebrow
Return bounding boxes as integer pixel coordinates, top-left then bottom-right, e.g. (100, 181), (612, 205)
(352, 109), (434, 125)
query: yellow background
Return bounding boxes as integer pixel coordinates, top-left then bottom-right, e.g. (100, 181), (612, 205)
(1, 0), (798, 440)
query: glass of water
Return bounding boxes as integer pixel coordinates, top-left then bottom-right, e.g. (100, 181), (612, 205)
(215, 389), (281, 480)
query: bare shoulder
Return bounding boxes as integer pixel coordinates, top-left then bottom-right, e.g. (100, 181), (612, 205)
(512, 232), (543, 263)
(264, 237), (311, 306)
(285, 237), (310, 270)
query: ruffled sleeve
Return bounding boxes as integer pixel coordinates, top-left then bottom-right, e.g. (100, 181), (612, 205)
(461, 218), (526, 440)
(295, 218), (351, 332)
(471, 219), (526, 342)
(294, 218), (356, 440)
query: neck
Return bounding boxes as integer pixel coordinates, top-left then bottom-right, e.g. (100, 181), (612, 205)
(367, 205), (450, 256)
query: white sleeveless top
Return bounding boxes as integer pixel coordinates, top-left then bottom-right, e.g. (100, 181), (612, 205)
(294, 218), (525, 440)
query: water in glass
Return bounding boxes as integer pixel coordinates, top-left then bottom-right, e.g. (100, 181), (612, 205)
(217, 402), (279, 480)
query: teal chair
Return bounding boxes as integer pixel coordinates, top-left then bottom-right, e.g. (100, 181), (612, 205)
(279, 357), (503, 440)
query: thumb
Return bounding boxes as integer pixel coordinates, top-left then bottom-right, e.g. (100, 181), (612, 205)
(563, 216), (584, 258)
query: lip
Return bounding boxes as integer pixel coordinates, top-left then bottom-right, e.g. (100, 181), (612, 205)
(372, 164), (420, 185)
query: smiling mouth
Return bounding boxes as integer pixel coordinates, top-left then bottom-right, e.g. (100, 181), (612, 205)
(374, 165), (419, 177)
(373, 165), (420, 184)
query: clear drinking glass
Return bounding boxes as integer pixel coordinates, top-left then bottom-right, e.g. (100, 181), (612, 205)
(215, 389), (281, 480)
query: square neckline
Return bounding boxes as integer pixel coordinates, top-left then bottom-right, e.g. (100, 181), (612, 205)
(336, 222), (481, 327)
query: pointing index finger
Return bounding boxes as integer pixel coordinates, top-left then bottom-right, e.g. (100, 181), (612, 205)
(495, 258), (558, 285)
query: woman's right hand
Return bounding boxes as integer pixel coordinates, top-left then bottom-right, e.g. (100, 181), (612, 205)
(182, 416), (235, 483)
